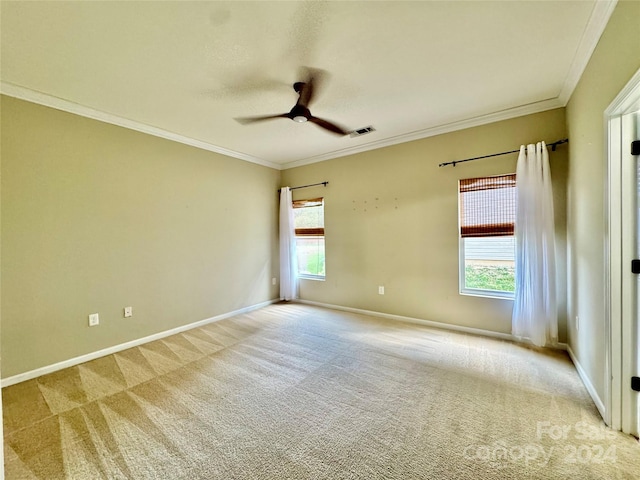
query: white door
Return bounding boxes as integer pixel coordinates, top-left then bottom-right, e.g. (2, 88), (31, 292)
(606, 68), (640, 435)
(631, 110), (640, 438)
(622, 109), (640, 437)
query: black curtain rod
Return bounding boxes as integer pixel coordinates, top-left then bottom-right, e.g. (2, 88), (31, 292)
(439, 139), (569, 168)
(278, 181), (328, 192)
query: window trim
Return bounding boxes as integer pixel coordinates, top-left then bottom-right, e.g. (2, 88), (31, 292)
(458, 237), (515, 300)
(297, 235), (326, 281)
(293, 198), (326, 279)
(459, 174), (516, 238)
(299, 273), (326, 282)
(458, 174), (516, 300)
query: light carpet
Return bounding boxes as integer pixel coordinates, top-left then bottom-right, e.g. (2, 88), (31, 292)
(3, 303), (639, 479)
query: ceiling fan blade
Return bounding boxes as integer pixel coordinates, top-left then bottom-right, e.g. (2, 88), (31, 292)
(297, 81), (313, 109)
(297, 67), (328, 108)
(308, 116), (349, 135)
(235, 113), (289, 125)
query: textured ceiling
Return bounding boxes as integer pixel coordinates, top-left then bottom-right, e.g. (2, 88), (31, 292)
(0, 1), (614, 169)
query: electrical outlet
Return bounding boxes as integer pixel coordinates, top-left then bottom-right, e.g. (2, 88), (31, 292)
(272, 277), (277, 286)
(89, 313), (99, 327)
(124, 306), (133, 318)
(378, 286), (385, 295)
(575, 315), (579, 331)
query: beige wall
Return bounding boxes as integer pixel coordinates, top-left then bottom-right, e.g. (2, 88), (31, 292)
(0, 92), (4, 476)
(282, 108), (568, 338)
(0, 96), (281, 378)
(566, 0), (640, 402)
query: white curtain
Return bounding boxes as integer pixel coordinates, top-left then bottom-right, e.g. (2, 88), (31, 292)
(279, 187), (299, 301)
(512, 142), (557, 347)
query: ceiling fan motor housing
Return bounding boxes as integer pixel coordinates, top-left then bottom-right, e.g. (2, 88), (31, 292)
(290, 105), (310, 123)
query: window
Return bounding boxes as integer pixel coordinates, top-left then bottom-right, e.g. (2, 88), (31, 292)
(459, 174), (516, 298)
(293, 198), (325, 279)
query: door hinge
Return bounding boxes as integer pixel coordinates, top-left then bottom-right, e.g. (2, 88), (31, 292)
(632, 376), (640, 392)
(632, 259), (640, 274)
(632, 140), (640, 156)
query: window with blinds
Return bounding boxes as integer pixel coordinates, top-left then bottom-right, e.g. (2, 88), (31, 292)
(293, 198), (325, 278)
(459, 174), (516, 237)
(458, 174), (516, 298)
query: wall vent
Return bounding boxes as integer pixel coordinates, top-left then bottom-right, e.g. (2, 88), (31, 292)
(350, 126), (376, 138)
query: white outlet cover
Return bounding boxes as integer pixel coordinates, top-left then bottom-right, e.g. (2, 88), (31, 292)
(378, 286), (385, 295)
(124, 306), (133, 318)
(89, 313), (99, 326)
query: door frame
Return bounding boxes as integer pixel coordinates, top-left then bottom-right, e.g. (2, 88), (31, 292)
(605, 67), (640, 433)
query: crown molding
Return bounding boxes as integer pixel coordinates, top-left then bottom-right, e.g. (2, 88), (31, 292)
(558, 0), (618, 105)
(0, 84), (564, 171)
(0, 82), (282, 171)
(281, 97), (564, 169)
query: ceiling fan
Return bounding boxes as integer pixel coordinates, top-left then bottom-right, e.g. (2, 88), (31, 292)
(235, 69), (350, 136)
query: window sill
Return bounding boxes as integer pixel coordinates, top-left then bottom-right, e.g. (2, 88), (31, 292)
(460, 289), (514, 300)
(299, 275), (325, 282)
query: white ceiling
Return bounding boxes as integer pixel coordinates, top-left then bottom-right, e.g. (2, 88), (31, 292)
(0, 1), (615, 170)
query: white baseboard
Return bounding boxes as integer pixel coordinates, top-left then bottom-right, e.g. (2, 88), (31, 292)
(553, 342), (569, 351)
(296, 299), (515, 341)
(566, 344), (606, 419)
(1, 299), (280, 388)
